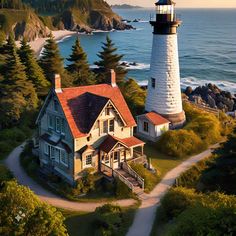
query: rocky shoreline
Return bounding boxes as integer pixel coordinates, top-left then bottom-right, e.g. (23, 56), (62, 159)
(184, 84), (236, 112)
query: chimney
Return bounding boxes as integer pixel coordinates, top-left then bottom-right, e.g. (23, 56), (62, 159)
(110, 69), (117, 87)
(53, 74), (62, 93)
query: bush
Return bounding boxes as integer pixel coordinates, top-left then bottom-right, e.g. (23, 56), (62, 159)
(94, 204), (123, 236)
(115, 178), (133, 199)
(160, 187), (200, 219)
(130, 163), (159, 192)
(185, 114), (221, 144)
(0, 127), (26, 143)
(156, 130), (205, 158)
(176, 156), (215, 189)
(0, 164), (13, 184)
(165, 192), (236, 236)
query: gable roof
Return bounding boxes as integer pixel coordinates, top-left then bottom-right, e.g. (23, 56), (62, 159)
(55, 84), (136, 138)
(141, 112), (170, 126)
(100, 135), (145, 154)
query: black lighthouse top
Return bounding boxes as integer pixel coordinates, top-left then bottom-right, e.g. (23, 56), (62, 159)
(150, 0), (181, 35)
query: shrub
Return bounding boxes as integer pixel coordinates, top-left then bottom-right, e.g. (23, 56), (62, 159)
(185, 114), (221, 144)
(0, 127), (26, 143)
(94, 204), (123, 236)
(160, 187), (200, 219)
(130, 163), (159, 192)
(156, 130), (205, 158)
(115, 178), (133, 199)
(0, 164), (13, 184)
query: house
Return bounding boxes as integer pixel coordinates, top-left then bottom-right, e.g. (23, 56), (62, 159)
(136, 112), (170, 142)
(36, 70), (146, 190)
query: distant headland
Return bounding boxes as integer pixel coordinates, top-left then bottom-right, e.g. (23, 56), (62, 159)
(111, 4), (143, 9)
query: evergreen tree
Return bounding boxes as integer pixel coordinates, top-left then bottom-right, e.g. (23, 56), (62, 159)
(95, 35), (127, 85)
(0, 35), (38, 127)
(39, 34), (64, 82)
(66, 38), (95, 86)
(19, 38), (49, 95)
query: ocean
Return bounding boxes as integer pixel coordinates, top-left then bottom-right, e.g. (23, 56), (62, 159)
(57, 8), (236, 93)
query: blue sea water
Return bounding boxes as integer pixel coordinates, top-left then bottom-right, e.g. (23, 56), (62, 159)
(57, 8), (236, 93)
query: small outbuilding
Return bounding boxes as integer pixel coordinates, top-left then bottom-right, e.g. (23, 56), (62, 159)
(136, 112), (170, 142)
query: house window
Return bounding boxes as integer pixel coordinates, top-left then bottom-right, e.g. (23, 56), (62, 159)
(51, 147), (55, 159)
(86, 154), (92, 166)
(61, 119), (65, 134)
(44, 143), (50, 155)
(151, 78), (156, 88)
(56, 117), (61, 133)
(54, 100), (59, 112)
(109, 119), (115, 132)
(60, 150), (68, 167)
(55, 148), (60, 162)
(143, 121), (149, 133)
(48, 115), (54, 129)
(105, 108), (110, 116)
(103, 120), (108, 134)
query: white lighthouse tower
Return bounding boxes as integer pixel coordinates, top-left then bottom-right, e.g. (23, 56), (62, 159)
(145, 0), (185, 128)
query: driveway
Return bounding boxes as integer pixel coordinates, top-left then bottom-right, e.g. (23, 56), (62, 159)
(126, 143), (220, 236)
(4, 143), (136, 212)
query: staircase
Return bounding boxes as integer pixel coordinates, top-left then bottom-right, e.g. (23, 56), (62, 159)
(115, 169), (144, 195)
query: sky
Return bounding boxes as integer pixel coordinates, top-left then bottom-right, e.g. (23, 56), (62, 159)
(107, 0), (236, 8)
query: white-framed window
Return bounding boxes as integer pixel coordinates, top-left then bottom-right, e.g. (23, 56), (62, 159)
(105, 108), (110, 116)
(109, 119), (115, 132)
(143, 121), (149, 133)
(60, 150), (68, 167)
(86, 154), (92, 166)
(103, 120), (108, 134)
(55, 148), (60, 163)
(48, 115), (54, 129)
(56, 117), (61, 133)
(51, 146), (55, 159)
(61, 119), (65, 134)
(44, 143), (50, 155)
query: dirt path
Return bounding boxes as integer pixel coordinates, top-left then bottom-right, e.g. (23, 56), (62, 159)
(5, 143), (136, 212)
(126, 143), (220, 236)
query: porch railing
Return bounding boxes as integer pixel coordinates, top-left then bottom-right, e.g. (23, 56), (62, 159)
(122, 162), (144, 190)
(113, 169), (134, 191)
(100, 163), (113, 177)
(100, 163), (135, 191)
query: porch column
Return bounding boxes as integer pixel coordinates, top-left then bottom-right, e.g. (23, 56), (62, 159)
(141, 145), (144, 155)
(111, 152), (113, 169)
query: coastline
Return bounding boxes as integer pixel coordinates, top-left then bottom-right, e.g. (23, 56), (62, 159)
(16, 30), (77, 58)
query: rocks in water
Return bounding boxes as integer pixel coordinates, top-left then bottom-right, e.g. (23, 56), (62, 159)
(184, 83), (236, 112)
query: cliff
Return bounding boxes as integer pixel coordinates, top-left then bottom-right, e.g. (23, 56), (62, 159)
(0, 9), (50, 41)
(0, 0), (132, 41)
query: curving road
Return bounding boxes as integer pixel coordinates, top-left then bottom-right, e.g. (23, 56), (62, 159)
(4, 143), (136, 212)
(126, 143), (221, 236)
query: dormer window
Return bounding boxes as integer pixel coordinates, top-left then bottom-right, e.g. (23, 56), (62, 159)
(109, 119), (115, 132)
(105, 108), (110, 116)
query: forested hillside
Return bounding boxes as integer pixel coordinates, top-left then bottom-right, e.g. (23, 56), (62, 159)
(0, 0), (131, 41)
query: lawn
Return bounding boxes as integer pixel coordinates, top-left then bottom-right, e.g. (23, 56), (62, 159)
(144, 143), (189, 179)
(61, 205), (138, 236)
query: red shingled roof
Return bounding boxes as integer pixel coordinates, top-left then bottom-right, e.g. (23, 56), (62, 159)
(56, 84), (136, 138)
(145, 112), (170, 125)
(100, 135), (145, 154)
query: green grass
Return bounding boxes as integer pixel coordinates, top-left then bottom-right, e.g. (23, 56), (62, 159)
(145, 143), (188, 179)
(61, 206), (138, 236)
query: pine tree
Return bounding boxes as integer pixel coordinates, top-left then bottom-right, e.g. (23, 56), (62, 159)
(0, 35), (38, 126)
(19, 38), (49, 95)
(66, 38), (95, 86)
(95, 35), (127, 85)
(39, 34), (64, 82)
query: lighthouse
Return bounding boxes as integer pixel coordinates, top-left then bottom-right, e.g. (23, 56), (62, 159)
(145, 0), (186, 128)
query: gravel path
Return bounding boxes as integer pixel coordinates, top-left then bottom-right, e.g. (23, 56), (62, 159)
(5, 143), (136, 212)
(126, 143), (221, 236)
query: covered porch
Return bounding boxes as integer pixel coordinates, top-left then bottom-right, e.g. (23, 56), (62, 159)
(99, 135), (146, 174)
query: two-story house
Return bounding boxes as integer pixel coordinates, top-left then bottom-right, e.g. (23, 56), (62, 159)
(36, 70), (146, 190)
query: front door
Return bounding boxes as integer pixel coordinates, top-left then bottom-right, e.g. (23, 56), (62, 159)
(113, 151), (120, 169)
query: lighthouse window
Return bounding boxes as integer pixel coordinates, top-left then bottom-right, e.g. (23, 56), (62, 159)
(151, 78), (156, 88)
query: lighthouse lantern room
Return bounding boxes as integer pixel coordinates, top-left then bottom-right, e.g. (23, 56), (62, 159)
(145, 0), (186, 130)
